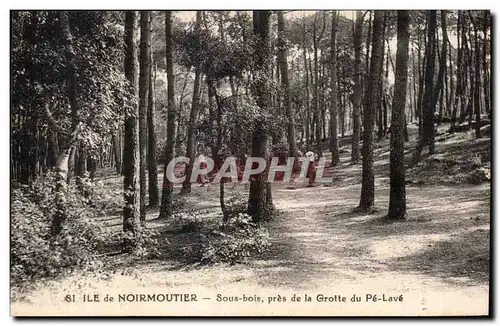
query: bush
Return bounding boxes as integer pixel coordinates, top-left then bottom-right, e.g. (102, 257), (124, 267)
(182, 213), (270, 265)
(172, 210), (206, 232)
(11, 173), (106, 285)
(224, 194), (247, 220)
(121, 227), (163, 258)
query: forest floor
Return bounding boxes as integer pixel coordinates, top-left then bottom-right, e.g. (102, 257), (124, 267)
(11, 125), (491, 316)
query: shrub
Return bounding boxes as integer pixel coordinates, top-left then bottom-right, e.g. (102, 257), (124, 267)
(121, 227), (163, 258)
(224, 194), (247, 220)
(172, 210), (206, 233)
(182, 213), (270, 265)
(11, 173), (106, 285)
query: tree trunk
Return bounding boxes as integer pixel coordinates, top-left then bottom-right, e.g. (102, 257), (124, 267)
(277, 11), (298, 157)
(302, 20), (310, 148)
(138, 11), (150, 223)
(472, 17), (481, 138)
(122, 11), (141, 245)
(450, 11), (463, 133)
(159, 11), (176, 219)
(247, 11), (272, 223)
(329, 11), (340, 165)
(112, 132), (122, 174)
(431, 10), (448, 125)
(414, 10), (437, 162)
(388, 11), (410, 220)
(359, 10), (383, 212)
(482, 11), (491, 119)
(313, 12), (326, 155)
(147, 47), (159, 206)
(52, 11), (80, 235)
(181, 12), (202, 194)
(377, 13), (387, 141)
(351, 11), (363, 164)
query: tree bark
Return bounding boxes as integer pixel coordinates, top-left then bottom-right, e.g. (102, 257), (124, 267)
(431, 10), (448, 124)
(472, 15), (481, 138)
(414, 10), (437, 162)
(122, 11), (141, 243)
(138, 11), (150, 223)
(159, 11), (176, 219)
(388, 11), (410, 220)
(277, 11), (298, 157)
(181, 12), (202, 194)
(482, 11), (491, 119)
(351, 11), (363, 164)
(112, 132), (122, 174)
(329, 11), (340, 165)
(358, 10), (383, 212)
(147, 37), (159, 206)
(247, 11), (272, 223)
(52, 11), (80, 235)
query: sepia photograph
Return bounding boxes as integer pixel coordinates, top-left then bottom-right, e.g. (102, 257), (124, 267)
(10, 9), (492, 317)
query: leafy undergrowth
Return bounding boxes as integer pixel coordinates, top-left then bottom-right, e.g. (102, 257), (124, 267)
(11, 173), (108, 298)
(407, 129), (491, 186)
(165, 195), (271, 266)
(10, 170), (162, 300)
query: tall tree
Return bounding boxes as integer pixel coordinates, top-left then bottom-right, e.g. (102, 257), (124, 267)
(351, 11), (363, 164)
(159, 11), (176, 219)
(247, 10), (272, 223)
(431, 10), (448, 123)
(181, 11), (202, 194)
(122, 11), (140, 246)
(147, 16), (159, 207)
(388, 10), (410, 220)
(277, 11), (298, 157)
(414, 10), (437, 162)
(329, 11), (340, 165)
(450, 11), (464, 133)
(358, 10), (383, 212)
(50, 11), (82, 235)
(482, 11), (491, 119)
(138, 11), (150, 223)
(112, 131), (122, 174)
(313, 12), (326, 155)
(472, 13), (481, 138)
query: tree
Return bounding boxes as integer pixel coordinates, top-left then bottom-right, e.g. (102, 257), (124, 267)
(277, 11), (298, 157)
(147, 14), (159, 207)
(482, 11), (491, 119)
(388, 10), (410, 220)
(471, 12), (482, 139)
(414, 10), (437, 162)
(329, 11), (340, 166)
(450, 11), (464, 133)
(431, 10), (448, 123)
(122, 11), (141, 246)
(159, 11), (176, 219)
(181, 12), (202, 194)
(247, 10), (272, 223)
(138, 11), (150, 223)
(358, 10), (383, 212)
(351, 11), (363, 164)
(313, 12), (326, 155)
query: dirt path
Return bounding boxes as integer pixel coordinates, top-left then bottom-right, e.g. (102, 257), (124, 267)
(12, 134), (490, 316)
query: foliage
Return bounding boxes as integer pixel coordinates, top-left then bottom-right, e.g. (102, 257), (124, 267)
(121, 227), (162, 258)
(182, 213), (270, 265)
(223, 194), (248, 220)
(172, 210), (207, 232)
(11, 11), (135, 181)
(11, 173), (107, 285)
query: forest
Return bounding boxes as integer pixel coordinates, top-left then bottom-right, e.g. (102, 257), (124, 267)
(11, 10), (491, 316)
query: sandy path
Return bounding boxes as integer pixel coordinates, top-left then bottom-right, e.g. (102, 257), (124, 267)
(11, 147), (490, 316)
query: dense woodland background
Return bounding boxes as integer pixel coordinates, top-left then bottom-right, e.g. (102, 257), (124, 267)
(11, 10), (491, 292)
